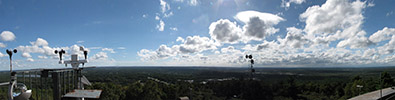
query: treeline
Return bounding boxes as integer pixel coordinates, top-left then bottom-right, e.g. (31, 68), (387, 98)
(1, 68), (395, 100)
(84, 72), (394, 100)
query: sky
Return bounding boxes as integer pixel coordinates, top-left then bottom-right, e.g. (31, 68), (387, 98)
(0, 0), (394, 70)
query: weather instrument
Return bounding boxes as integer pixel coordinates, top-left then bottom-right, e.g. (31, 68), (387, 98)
(0, 49), (33, 100)
(54, 46), (102, 99)
(245, 54), (255, 80)
(1, 46), (101, 100)
(55, 46), (88, 68)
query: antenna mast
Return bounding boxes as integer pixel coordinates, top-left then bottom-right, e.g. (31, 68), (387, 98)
(245, 55), (255, 80)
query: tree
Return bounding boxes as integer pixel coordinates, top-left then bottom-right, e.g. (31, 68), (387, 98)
(381, 72), (394, 88)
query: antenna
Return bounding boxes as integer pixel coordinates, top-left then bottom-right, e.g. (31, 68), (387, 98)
(245, 54), (254, 80)
(6, 49), (17, 73)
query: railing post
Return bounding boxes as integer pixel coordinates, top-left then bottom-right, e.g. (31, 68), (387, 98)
(52, 72), (61, 100)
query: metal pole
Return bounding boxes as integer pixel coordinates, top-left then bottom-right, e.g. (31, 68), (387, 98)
(40, 73), (42, 100)
(10, 59), (12, 73)
(29, 72), (32, 89)
(380, 72), (382, 100)
(35, 71), (38, 100)
(23, 72), (25, 84)
(52, 72), (61, 100)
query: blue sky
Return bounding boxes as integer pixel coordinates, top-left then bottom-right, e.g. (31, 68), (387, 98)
(0, 0), (394, 70)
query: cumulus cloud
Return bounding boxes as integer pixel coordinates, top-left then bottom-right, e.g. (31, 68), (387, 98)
(1, 31), (16, 41)
(176, 37), (184, 42)
(16, 38), (94, 62)
(22, 52), (32, 58)
(90, 52), (108, 60)
(377, 35), (395, 55)
(156, 20), (165, 31)
(209, 19), (242, 44)
(30, 38), (48, 46)
(138, 5), (395, 67)
(27, 58), (34, 62)
(208, 11), (284, 44)
(278, 27), (310, 48)
(281, 0), (306, 8)
(369, 27), (395, 43)
(0, 42), (6, 48)
(300, 0), (370, 48)
(138, 36), (219, 60)
(179, 36), (219, 53)
(236, 11), (285, 41)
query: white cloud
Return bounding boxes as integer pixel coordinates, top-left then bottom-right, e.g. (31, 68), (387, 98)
(159, 0), (171, 13)
(176, 37), (184, 42)
(0, 52), (6, 57)
(76, 40), (84, 43)
(89, 47), (102, 50)
(235, 11), (285, 42)
(137, 45), (178, 60)
(0, 42), (6, 48)
(156, 20), (165, 31)
(278, 27), (310, 48)
(337, 37), (371, 49)
(367, 1), (375, 7)
(117, 47), (126, 50)
(16, 38), (91, 61)
(90, 52), (108, 60)
(138, 36), (219, 60)
(22, 52), (32, 58)
(155, 16), (160, 20)
(142, 14), (148, 18)
(369, 27), (395, 43)
(38, 55), (48, 59)
(178, 36), (219, 53)
(27, 58), (34, 62)
(188, 0), (198, 6)
(281, 0), (306, 8)
(170, 27), (178, 31)
(174, 0), (198, 6)
(300, 0), (370, 48)
(30, 38), (49, 46)
(138, 6), (395, 67)
(138, 49), (158, 60)
(377, 35), (395, 55)
(209, 19), (242, 44)
(164, 12), (174, 17)
(102, 48), (115, 53)
(1, 31), (16, 41)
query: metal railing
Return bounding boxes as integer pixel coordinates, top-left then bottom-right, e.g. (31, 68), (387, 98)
(14, 68), (85, 100)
